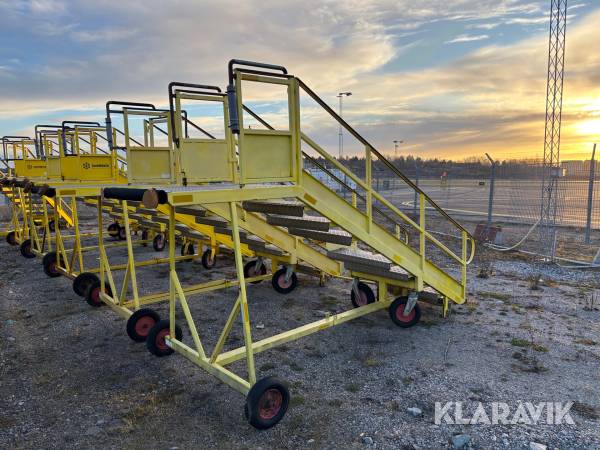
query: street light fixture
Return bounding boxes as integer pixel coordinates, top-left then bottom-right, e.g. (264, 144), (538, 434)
(337, 92), (352, 159)
(393, 139), (404, 159)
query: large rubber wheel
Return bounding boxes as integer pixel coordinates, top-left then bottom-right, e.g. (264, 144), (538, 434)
(181, 242), (195, 260)
(244, 260), (267, 284)
(351, 282), (375, 308)
(48, 220), (57, 232)
(146, 319), (183, 357)
(107, 222), (120, 238)
(201, 249), (216, 269)
(271, 268), (298, 294)
(245, 377), (290, 429)
(42, 251), (61, 278)
(153, 234), (166, 252)
(6, 231), (17, 246)
(126, 309), (161, 343)
(389, 297), (421, 328)
(85, 280), (111, 308)
(118, 226), (127, 241)
(72, 272), (100, 297)
(20, 239), (36, 258)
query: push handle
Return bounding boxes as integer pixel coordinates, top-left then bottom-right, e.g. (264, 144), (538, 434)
(226, 60), (288, 135)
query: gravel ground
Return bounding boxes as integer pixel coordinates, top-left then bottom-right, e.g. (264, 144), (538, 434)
(1, 224), (599, 449)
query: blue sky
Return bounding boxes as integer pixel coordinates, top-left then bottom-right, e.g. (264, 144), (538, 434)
(0, 0), (599, 159)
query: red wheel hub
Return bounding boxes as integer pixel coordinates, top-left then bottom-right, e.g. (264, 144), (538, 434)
(356, 290), (368, 306)
(277, 274), (292, 289)
(134, 316), (156, 337)
(395, 303), (416, 322)
(258, 388), (283, 420)
(91, 287), (101, 305)
(155, 328), (171, 351)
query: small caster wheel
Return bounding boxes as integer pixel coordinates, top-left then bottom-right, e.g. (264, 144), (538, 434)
(146, 319), (183, 357)
(126, 308), (161, 343)
(351, 281), (375, 308)
(245, 376), (290, 429)
(20, 239), (35, 258)
(72, 272), (99, 297)
(153, 233), (166, 252)
(118, 226), (127, 241)
(6, 231), (17, 246)
(201, 249), (216, 269)
(107, 222), (120, 238)
(42, 251), (61, 278)
(85, 280), (110, 308)
(244, 260), (267, 284)
(141, 229), (149, 247)
(389, 297), (421, 328)
(271, 268), (298, 294)
(181, 242), (195, 259)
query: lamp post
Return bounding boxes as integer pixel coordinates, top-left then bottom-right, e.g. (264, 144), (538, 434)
(337, 92), (352, 159)
(393, 139), (404, 159)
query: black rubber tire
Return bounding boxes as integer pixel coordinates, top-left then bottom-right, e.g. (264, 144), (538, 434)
(181, 242), (195, 259)
(107, 222), (120, 238)
(118, 226), (127, 241)
(271, 268), (298, 294)
(85, 280), (110, 308)
(244, 260), (267, 284)
(245, 376), (290, 430)
(72, 272), (100, 297)
(141, 229), (149, 247)
(48, 220), (56, 232)
(201, 249), (216, 269)
(146, 319), (183, 357)
(126, 309), (161, 343)
(42, 251), (61, 278)
(20, 239), (36, 258)
(153, 234), (166, 252)
(6, 231), (17, 246)
(350, 282), (375, 308)
(389, 297), (421, 328)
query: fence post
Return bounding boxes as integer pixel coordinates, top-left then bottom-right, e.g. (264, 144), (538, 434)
(585, 143), (597, 244)
(485, 153), (496, 228)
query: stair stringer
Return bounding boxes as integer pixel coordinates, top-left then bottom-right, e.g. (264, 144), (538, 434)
(299, 172), (465, 304)
(204, 202), (343, 276)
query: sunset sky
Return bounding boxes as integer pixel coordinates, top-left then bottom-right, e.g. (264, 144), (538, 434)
(0, 0), (598, 161)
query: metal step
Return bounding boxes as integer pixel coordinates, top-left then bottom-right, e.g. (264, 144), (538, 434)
(327, 247), (391, 270)
(345, 261), (412, 282)
(195, 215), (229, 227)
(242, 200), (304, 217)
(175, 205), (207, 217)
(251, 243), (285, 257)
(266, 214), (329, 231)
(240, 234), (266, 248)
(289, 228), (352, 246)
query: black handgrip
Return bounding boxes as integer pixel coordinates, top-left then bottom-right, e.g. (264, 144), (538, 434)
(227, 59), (287, 84)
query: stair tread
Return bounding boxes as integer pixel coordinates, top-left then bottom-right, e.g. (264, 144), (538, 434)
(267, 214), (329, 231)
(251, 243), (285, 256)
(175, 205), (206, 217)
(345, 261), (413, 281)
(327, 247), (391, 269)
(288, 227), (352, 245)
(242, 200), (304, 217)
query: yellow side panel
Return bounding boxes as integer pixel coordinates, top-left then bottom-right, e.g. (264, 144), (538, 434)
(78, 155), (114, 180)
(127, 148), (172, 183)
(61, 156), (80, 180)
(240, 132), (293, 183)
(14, 160), (47, 179)
(47, 157), (61, 179)
(180, 139), (233, 183)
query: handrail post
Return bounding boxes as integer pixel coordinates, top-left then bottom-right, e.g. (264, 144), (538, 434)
(419, 193), (425, 270)
(365, 146), (372, 233)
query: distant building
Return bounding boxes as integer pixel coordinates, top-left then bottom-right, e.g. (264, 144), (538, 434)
(561, 160), (585, 177)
